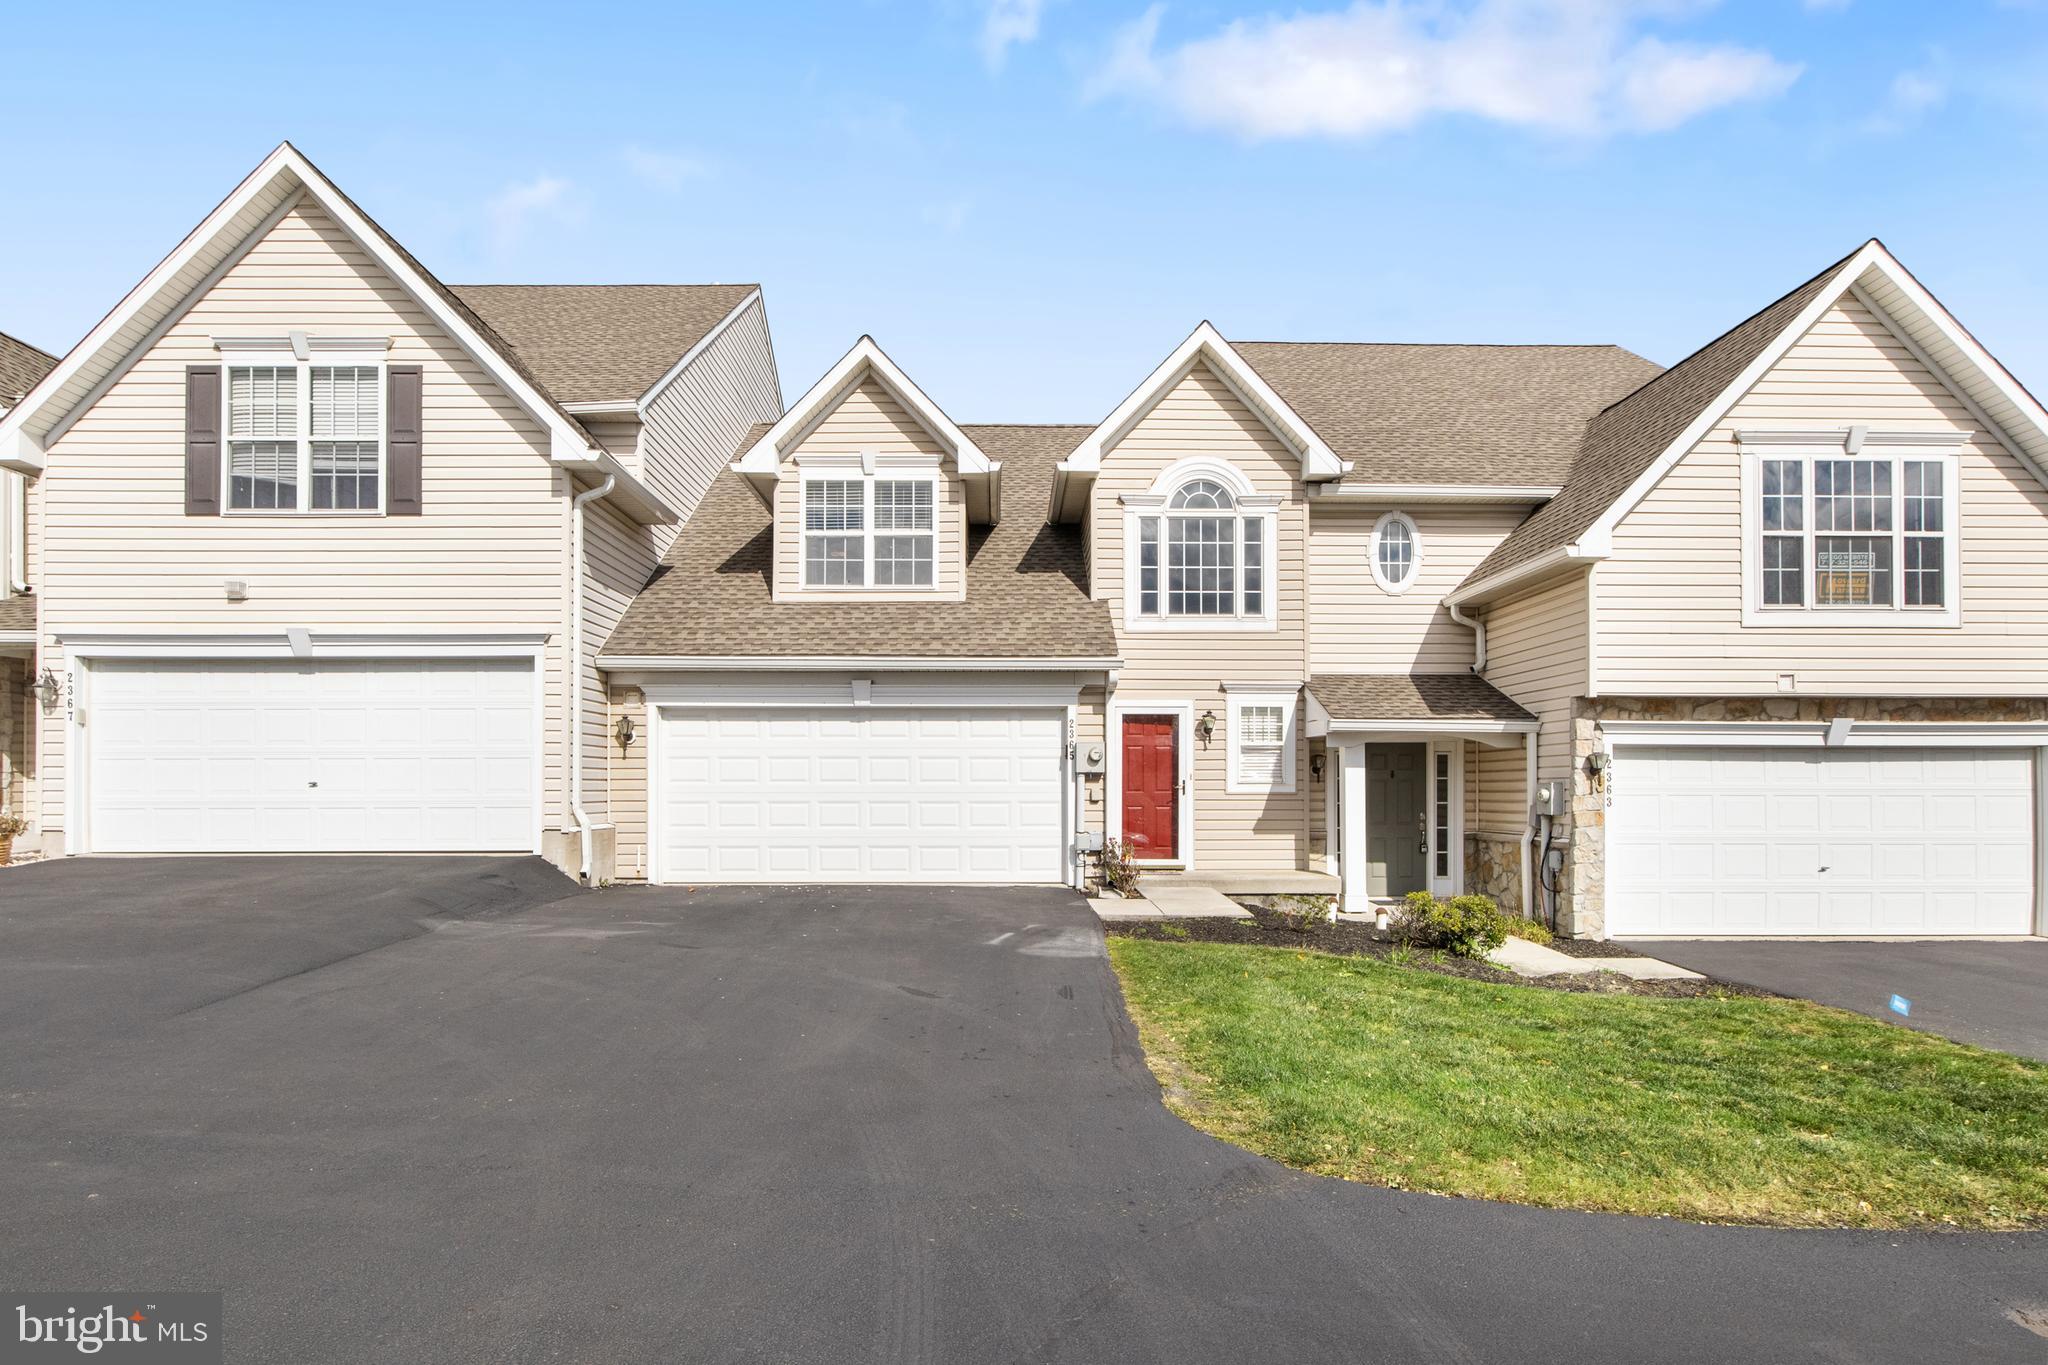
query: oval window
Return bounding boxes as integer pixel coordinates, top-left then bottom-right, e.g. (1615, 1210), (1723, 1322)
(1371, 512), (1421, 594)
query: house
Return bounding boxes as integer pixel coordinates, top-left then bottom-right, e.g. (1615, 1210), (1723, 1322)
(0, 143), (781, 878)
(7, 147), (2046, 942)
(2, 329), (61, 829)
(598, 244), (2048, 941)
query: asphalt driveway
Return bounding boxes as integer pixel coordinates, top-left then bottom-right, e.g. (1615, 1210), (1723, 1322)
(1620, 937), (2048, 1061)
(2, 858), (2044, 1363)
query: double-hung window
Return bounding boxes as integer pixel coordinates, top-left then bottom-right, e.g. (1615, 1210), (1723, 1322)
(1226, 691), (1297, 793)
(1129, 475), (1274, 626)
(224, 347), (385, 514)
(1747, 444), (1958, 623)
(802, 473), (937, 589)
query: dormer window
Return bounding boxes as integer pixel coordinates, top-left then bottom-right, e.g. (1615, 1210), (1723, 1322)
(803, 473), (937, 589)
(1124, 464), (1279, 630)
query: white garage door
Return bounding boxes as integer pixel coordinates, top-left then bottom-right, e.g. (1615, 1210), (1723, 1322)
(88, 658), (535, 853)
(1608, 745), (2036, 936)
(657, 707), (1065, 883)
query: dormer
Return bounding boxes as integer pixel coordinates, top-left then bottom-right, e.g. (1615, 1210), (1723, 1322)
(735, 338), (999, 603)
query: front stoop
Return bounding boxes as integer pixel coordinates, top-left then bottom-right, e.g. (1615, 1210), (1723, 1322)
(1089, 882), (1254, 922)
(1488, 937), (1704, 981)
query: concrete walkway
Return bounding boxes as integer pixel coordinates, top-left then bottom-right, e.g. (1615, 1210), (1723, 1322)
(1488, 936), (1705, 981)
(1090, 882), (1252, 921)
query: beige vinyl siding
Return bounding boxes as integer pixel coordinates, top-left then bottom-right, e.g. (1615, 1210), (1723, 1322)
(1598, 293), (2048, 693)
(580, 494), (661, 862)
(639, 293), (780, 528)
(1092, 360), (1311, 871)
(582, 416), (642, 466)
(1472, 571), (1586, 834)
(771, 377), (966, 602)
(1308, 502), (1519, 673)
(1077, 685), (1106, 842)
(31, 197), (573, 841)
(605, 681), (651, 880)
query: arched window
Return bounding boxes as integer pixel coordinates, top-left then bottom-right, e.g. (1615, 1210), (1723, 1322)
(1134, 473), (1265, 619)
(1370, 511), (1421, 594)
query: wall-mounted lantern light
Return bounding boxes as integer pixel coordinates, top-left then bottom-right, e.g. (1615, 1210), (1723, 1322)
(1196, 709), (1217, 744)
(614, 714), (636, 754)
(31, 669), (60, 710)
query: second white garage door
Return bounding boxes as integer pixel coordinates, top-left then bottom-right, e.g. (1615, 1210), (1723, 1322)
(656, 707), (1065, 883)
(1607, 745), (2036, 936)
(87, 657), (537, 853)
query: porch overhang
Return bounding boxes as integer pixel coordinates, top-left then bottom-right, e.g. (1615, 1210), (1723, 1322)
(1304, 673), (1536, 747)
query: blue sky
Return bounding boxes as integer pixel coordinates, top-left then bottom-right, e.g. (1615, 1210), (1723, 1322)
(4, 1), (2045, 421)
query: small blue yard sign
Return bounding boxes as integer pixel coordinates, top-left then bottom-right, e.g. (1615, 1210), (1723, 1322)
(1889, 994), (1912, 1017)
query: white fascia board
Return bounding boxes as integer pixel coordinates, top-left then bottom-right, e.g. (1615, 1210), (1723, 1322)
(1060, 322), (1345, 482)
(736, 335), (992, 477)
(1445, 543), (1602, 608)
(562, 400), (641, 416)
(567, 451), (679, 525)
(1321, 717), (1539, 736)
(636, 289), (763, 412)
(1309, 483), (1560, 504)
(1573, 241), (1893, 555)
(598, 654), (1122, 672)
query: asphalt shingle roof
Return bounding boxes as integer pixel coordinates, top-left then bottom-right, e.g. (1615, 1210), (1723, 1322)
(601, 425), (1117, 660)
(1233, 342), (1661, 487)
(1308, 673), (1535, 724)
(1461, 247), (1858, 590)
(450, 285), (757, 405)
(0, 330), (58, 409)
(0, 595), (33, 633)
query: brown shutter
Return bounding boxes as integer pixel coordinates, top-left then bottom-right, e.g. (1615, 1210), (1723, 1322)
(386, 364), (422, 515)
(184, 365), (222, 516)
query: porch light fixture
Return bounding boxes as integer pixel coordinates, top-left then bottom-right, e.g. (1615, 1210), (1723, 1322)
(31, 668), (60, 709)
(1309, 751), (1325, 782)
(614, 714), (636, 754)
(1197, 710), (1217, 744)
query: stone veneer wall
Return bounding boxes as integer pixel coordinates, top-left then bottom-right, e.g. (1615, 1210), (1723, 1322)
(1554, 696), (2048, 939)
(1465, 832), (1522, 913)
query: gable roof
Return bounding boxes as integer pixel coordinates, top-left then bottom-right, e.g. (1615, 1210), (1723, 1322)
(1233, 342), (1661, 489)
(600, 424), (1115, 663)
(0, 330), (57, 409)
(0, 143), (704, 523)
(450, 284), (758, 405)
(1307, 673), (1536, 725)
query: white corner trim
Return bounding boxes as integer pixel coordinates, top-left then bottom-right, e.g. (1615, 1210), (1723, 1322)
(1368, 509), (1423, 596)
(734, 335), (992, 477)
(636, 288), (764, 412)
(1059, 322), (1344, 481)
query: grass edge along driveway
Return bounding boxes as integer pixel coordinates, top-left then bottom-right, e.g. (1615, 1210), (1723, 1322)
(1106, 938), (2048, 1230)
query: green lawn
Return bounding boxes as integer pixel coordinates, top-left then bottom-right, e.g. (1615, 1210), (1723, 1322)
(1107, 938), (2048, 1228)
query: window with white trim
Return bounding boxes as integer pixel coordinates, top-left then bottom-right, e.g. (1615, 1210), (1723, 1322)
(1369, 510), (1421, 594)
(802, 473), (938, 589)
(1748, 446), (1957, 619)
(1131, 475), (1273, 624)
(1226, 692), (1296, 793)
(225, 356), (384, 514)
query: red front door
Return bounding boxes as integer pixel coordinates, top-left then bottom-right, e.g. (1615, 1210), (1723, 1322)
(1121, 715), (1179, 860)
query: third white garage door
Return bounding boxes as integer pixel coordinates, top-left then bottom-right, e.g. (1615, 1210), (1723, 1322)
(655, 707), (1065, 883)
(1606, 745), (2037, 937)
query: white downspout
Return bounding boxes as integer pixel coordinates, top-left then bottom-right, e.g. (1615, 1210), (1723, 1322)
(1447, 598), (1485, 673)
(569, 474), (615, 883)
(1521, 730), (1537, 921)
(5, 471), (26, 595)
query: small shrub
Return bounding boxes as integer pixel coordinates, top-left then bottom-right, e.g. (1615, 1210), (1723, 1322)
(1386, 942), (1418, 968)
(0, 812), (27, 839)
(1501, 915), (1554, 946)
(1099, 839), (1144, 899)
(1271, 893), (1334, 934)
(1155, 921), (1190, 940)
(1399, 890), (1511, 959)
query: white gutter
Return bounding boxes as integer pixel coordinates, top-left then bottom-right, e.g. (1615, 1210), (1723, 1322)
(568, 474), (616, 883)
(598, 655), (1123, 672)
(1446, 599), (1486, 673)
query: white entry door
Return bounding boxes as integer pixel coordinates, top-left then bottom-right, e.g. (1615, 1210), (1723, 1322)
(1607, 745), (2036, 936)
(656, 707), (1065, 883)
(87, 658), (536, 853)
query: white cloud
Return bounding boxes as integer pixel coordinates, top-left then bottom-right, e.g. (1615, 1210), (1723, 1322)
(981, 0), (1047, 69)
(485, 175), (577, 256)
(1862, 62), (1947, 133)
(620, 146), (706, 193)
(1087, 1), (1803, 140)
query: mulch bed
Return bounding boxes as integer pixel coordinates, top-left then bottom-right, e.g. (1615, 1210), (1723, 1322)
(1102, 910), (1774, 999)
(1545, 937), (1645, 960)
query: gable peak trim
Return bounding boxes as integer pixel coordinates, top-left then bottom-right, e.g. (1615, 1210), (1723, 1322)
(734, 335), (993, 478)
